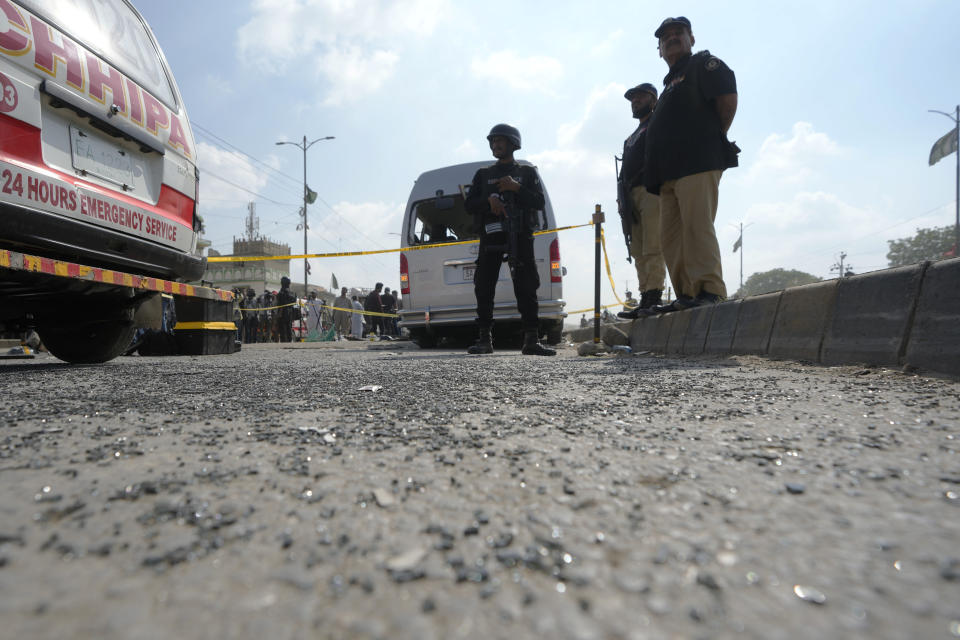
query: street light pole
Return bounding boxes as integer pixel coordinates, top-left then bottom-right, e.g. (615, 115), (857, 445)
(276, 135), (335, 340)
(929, 107), (960, 255)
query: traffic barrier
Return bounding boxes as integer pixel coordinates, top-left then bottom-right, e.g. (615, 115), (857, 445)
(904, 257), (960, 375)
(821, 263), (926, 367)
(768, 280), (838, 362)
(681, 305), (715, 355)
(666, 308), (692, 354)
(650, 311), (676, 353)
(731, 292), (782, 356)
(629, 315), (657, 352)
(703, 299), (741, 355)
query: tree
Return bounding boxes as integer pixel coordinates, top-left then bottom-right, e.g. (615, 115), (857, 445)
(886, 225), (956, 267)
(733, 268), (821, 298)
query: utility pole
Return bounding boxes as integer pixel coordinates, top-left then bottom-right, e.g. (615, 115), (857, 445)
(276, 135), (335, 340)
(730, 221), (752, 294)
(830, 252), (853, 278)
(929, 106), (959, 255)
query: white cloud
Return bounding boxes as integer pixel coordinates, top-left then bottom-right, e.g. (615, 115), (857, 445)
(196, 141), (270, 210)
(454, 138), (478, 157)
(590, 29), (624, 58)
(470, 50), (564, 94)
(236, 0), (447, 104)
(744, 121), (841, 185)
(317, 47), (399, 105)
(555, 82), (627, 148)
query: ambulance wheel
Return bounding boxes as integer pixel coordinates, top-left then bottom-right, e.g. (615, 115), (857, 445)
(39, 318), (137, 364)
(546, 322), (564, 345)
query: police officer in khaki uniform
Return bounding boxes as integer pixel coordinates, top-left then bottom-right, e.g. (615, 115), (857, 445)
(644, 16), (739, 312)
(617, 82), (665, 318)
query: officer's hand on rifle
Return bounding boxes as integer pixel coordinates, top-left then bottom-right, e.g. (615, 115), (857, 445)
(488, 194), (507, 217)
(496, 176), (521, 192)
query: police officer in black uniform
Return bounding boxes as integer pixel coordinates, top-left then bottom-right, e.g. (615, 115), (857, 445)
(242, 288), (258, 343)
(276, 276), (295, 342)
(464, 124), (555, 356)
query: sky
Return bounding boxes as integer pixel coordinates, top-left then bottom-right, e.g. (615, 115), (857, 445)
(137, 0), (960, 315)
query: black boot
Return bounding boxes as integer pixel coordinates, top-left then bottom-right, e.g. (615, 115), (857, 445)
(641, 289), (662, 309)
(467, 326), (493, 354)
(521, 331), (556, 356)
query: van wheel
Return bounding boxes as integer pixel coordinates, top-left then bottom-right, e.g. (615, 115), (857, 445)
(39, 315), (137, 364)
(411, 330), (437, 348)
(546, 323), (564, 345)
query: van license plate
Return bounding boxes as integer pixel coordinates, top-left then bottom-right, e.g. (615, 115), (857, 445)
(462, 266), (475, 282)
(70, 125), (134, 188)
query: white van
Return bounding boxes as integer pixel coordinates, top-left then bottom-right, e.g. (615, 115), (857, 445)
(398, 161), (566, 347)
(0, 0), (202, 361)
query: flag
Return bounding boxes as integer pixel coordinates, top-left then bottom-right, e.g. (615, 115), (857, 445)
(929, 127), (958, 166)
(330, 273), (338, 290)
(732, 233), (742, 253)
(305, 261), (311, 275)
(305, 185), (318, 204)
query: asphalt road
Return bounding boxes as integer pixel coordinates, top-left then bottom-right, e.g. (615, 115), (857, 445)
(1, 341), (959, 640)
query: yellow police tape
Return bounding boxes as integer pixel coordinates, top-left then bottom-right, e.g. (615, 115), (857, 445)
(238, 301), (400, 318)
(205, 222), (594, 263)
(220, 218), (633, 320)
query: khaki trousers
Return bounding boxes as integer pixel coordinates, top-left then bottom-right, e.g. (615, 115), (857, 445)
(659, 170), (726, 299)
(628, 186), (665, 291)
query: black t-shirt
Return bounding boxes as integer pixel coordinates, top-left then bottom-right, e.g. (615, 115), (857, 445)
(465, 162), (546, 235)
(620, 118), (650, 190)
(644, 50), (738, 194)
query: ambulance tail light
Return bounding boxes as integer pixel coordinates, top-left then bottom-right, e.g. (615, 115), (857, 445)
(550, 238), (562, 283)
(400, 253), (410, 294)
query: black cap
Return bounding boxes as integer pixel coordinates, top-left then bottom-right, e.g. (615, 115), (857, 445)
(654, 16), (691, 38)
(624, 83), (658, 100)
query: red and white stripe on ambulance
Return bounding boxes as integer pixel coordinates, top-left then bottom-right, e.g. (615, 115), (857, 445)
(0, 0), (195, 252)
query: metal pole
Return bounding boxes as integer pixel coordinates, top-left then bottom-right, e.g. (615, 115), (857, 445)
(301, 136), (308, 341)
(739, 222), (743, 291)
(593, 204), (604, 344)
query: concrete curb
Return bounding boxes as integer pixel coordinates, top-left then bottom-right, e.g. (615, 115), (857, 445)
(682, 306), (715, 355)
(904, 257), (960, 376)
(703, 299), (741, 355)
(666, 309), (692, 354)
(576, 259), (958, 378)
(821, 263), (926, 367)
(768, 280), (839, 362)
(731, 292), (782, 356)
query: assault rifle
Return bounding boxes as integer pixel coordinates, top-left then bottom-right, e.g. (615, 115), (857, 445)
(615, 154), (633, 263)
(498, 190), (524, 280)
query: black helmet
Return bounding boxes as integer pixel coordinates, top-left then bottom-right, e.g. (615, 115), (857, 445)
(487, 124), (521, 150)
(281, 276), (291, 287)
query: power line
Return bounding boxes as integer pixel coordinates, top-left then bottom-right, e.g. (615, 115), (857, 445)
(202, 169), (299, 207)
(193, 122), (305, 193)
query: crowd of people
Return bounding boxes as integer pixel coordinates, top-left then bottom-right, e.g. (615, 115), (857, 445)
(234, 280), (402, 344)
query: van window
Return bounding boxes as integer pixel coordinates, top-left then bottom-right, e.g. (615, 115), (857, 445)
(21, 0), (177, 108)
(408, 191), (549, 245)
(409, 194), (478, 245)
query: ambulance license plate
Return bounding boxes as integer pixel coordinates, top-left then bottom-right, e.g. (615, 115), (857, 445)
(70, 125), (134, 188)
(462, 266), (475, 282)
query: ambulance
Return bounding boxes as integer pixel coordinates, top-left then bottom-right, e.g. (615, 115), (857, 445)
(398, 161), (566, 347)
(0, 0), (203, 362)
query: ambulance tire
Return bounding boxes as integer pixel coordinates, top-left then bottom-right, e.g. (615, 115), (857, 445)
(40, 317), (137, 364)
